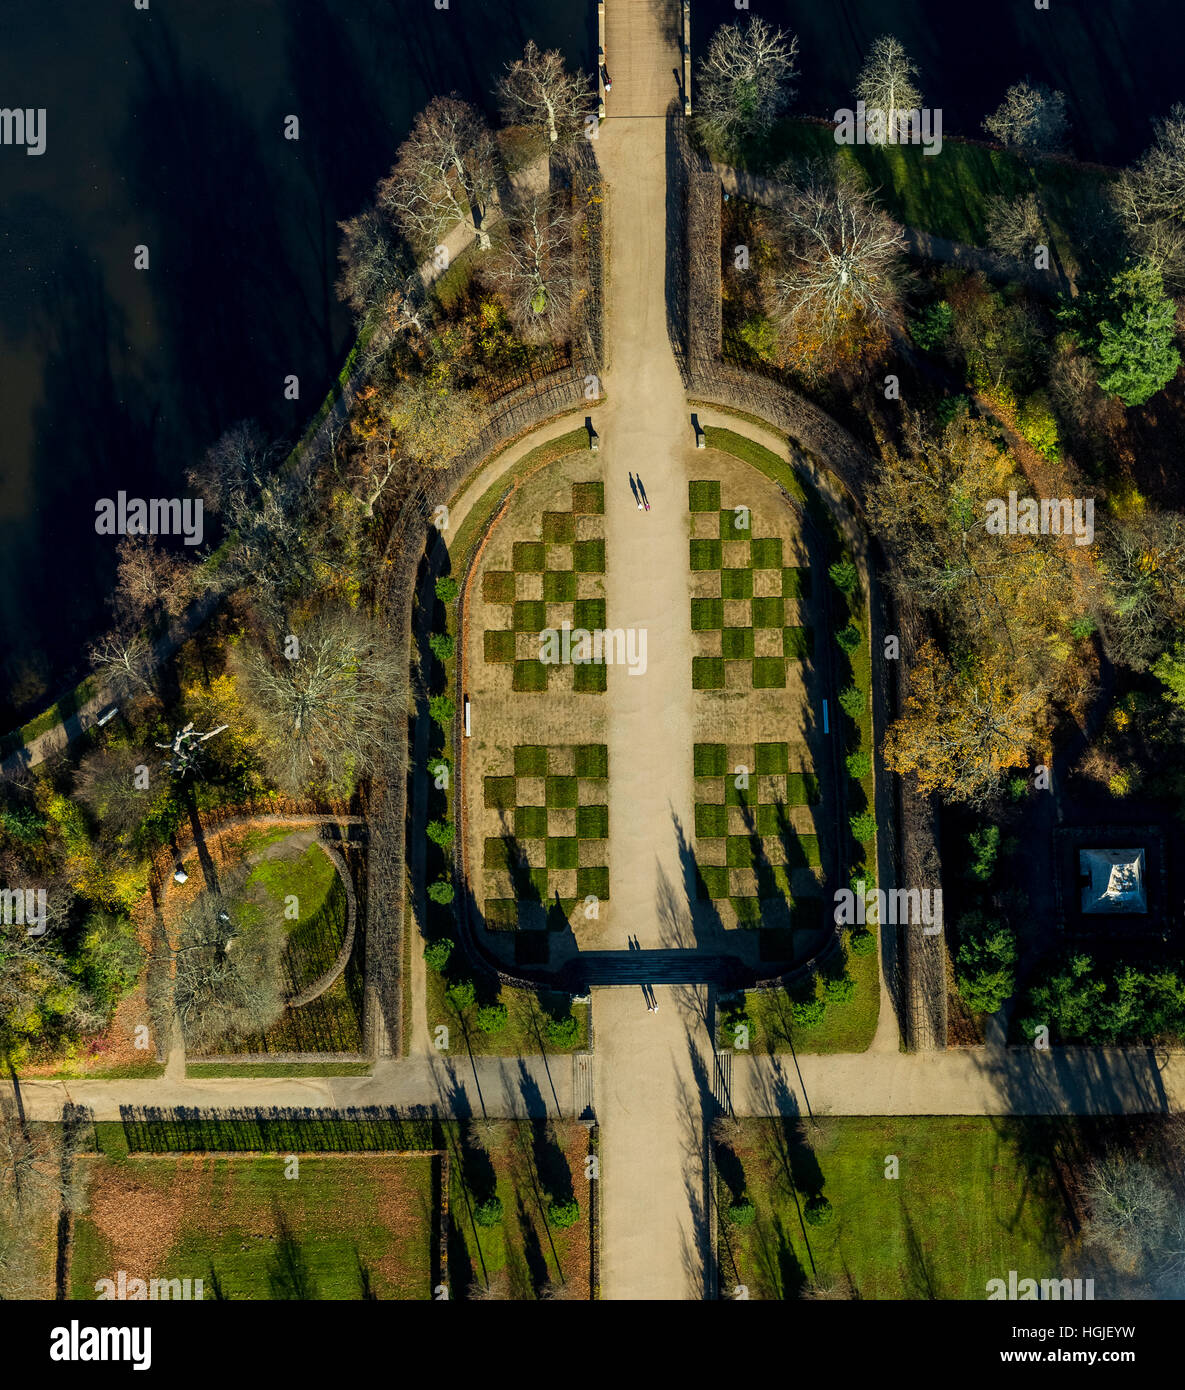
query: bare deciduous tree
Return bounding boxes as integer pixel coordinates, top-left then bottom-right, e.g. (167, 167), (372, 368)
(983, 80), (1069, 152)
(86, 629), (155, 699)
(233, 607), (407, 794)
(336, 205), (427, 346)
(696, 16), (798, 149)
(74, 744), (154, 840)
(1116, 106), (1185, 287)
(187, 420), (283, 525)
(854, 35), (922, 145)
(985, 193), (1048, 263)
(189, 422), (316, 627)
(110, 535), (194, 628)
(378, 96), (501, 255)
(497, 39), (595, 147)
(766, 169), (906, 343)
(483, 190), (574, 342)
(1084, 1157), (1174, 1269)
(172, 876), (286, 1051)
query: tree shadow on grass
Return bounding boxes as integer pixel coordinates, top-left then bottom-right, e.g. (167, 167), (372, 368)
(266, 1209), (318, 1300)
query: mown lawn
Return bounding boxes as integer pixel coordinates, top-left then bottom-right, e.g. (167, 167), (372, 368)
(448, 1119), (592, 1300)
(709, 118), (1111, 255)
(717, 1116), (1071, 1300)
(723, 936), (880, 1055)
(424, 966), (589, 1057)
(70, 1151), (438, 1301)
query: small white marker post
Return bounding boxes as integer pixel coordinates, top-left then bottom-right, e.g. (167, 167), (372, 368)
(463, 695), (471, 738)
(96, 706), (119, 727)
(822, 698), (830, 735)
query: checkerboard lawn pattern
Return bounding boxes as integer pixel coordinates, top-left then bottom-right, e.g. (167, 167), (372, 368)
(693, 742), (824, 926)
(482, 743), (609, 928)
(482, 481), (606, 693)
(689, 480), (812, 690)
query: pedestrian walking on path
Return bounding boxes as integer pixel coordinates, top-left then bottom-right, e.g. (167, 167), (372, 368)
(629, 472), (642, 508)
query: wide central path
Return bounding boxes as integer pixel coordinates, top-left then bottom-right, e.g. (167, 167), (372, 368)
(593, 0), (711, 1301)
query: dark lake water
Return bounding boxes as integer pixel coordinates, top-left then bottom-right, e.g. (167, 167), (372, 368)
(0, 0), (591, 726)
(0, 0), (1180, 727)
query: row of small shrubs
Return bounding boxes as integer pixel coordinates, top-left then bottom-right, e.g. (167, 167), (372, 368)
(423, 574), (583, 1052)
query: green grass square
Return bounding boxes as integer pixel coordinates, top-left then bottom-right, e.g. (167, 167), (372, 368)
(483, 571), (516, 603)
(543, 569), (576, 602)
(691, 598), (724, 631)
(755, 742), (789, 775)
(484, 837), (510, 869)
(786, 772), (821, 806)
(513, 599), (547, 631)
(484, 899), (519, 930)
(690, 539), (722, 571)
(783, 626), (813, 659)
(782, 567), (811, 599)
(751, 596), (785, 629)
(755, 803), (780, 836)
(576, 803), (609, 839)
(732, 896), (762, 927)
(785, 834), (822, 868)
(692, 656), (725, 689)
(721, 567), (752, 600)
(695, 803), (728, 838)
(719, 507), (751, 537)
(514, 865), (550, 900)
(721, 627), (754, 660)
(753, 657), (787, 688)
(577, 865), (609, 899)
(689, 479), (721, 512)
(725, 776), (752, 807)
(696, 864), (730, 900)
(546, 776), (578, 809)
(515, 744), (549, 777)
(513, 541), (546, 572)
(484, 629), (515, 663)
(572, 481), (604, 514)
(751, 536), (783, 569)
(546, 837), (579, 870)
(727, 835), (753, 868)
(513, 660), (548, 692)
(574, 663), (607, 692)
(573, 598), (606, 630)
(484, 776), (517, 810)
(573, 539), (605, 573)
(694, 743), (728, 777)
(574, 743), (609, 778)
(515, 804), (549, 839)
(542, 511), (575, 543)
